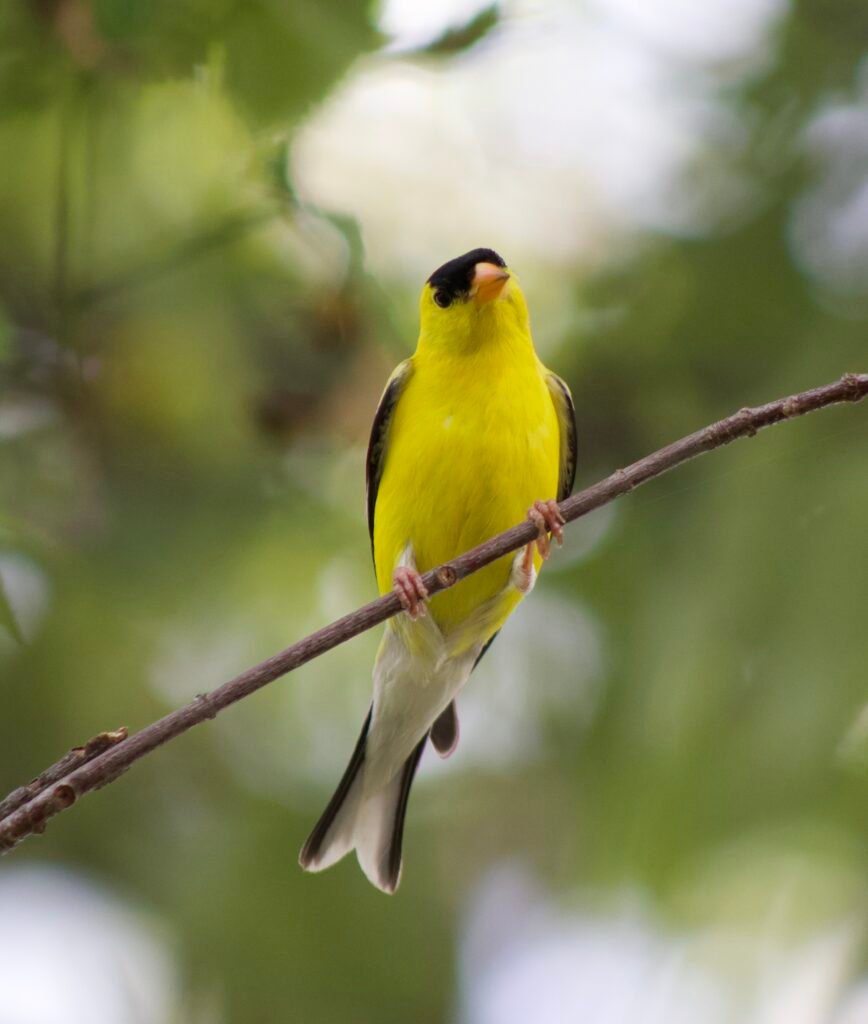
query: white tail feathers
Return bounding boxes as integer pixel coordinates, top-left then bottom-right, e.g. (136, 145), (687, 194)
(354, 769), (409, 893)
(300, 764), (367, 873)
(298, 760), (402, 892)
(299, 708), (426, 894)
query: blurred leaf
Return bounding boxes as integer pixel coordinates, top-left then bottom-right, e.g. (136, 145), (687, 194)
(413, 4), (499, 57)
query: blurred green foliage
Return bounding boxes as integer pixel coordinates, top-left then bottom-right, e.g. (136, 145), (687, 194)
(0, 1), (867, 1021)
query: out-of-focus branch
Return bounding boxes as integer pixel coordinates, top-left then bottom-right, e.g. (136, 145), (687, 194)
(0, 372), (865, 852)
(74, 207), (277, 309)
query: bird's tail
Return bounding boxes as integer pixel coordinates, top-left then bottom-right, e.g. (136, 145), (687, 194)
(298, 706), (426, 894)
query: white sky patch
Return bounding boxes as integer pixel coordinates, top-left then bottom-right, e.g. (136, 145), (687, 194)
(459, 866), (727, 1024)
(0, 866), (177, 1024)
(458, 863), (866, 1024)
(589, 0), (788, 67)
(790, 59), (868, 294)
(835, 983), (868, 1024)
(292, 0), (786, 299)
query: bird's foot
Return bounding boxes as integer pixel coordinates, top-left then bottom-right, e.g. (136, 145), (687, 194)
(527, 499), (565, 560)
(393, 566), (429, 619)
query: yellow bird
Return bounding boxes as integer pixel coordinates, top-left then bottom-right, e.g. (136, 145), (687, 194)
(299, 248), (576, 892)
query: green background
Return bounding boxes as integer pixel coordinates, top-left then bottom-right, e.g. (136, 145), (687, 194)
(0, 1), (866, 1021)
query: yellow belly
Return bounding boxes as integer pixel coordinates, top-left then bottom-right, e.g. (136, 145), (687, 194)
(373, 348), (560, 639)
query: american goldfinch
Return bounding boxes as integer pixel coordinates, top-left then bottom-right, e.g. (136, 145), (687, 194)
(299, 248), (576, 892)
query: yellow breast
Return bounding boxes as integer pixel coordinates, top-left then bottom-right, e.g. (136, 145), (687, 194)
(373, 339), (560, 639)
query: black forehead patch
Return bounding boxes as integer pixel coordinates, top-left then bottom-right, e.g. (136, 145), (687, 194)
(427, 248), (506, 299)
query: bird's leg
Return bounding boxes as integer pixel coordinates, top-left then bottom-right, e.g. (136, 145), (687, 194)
(393, 566), (429, 620)
(511, 500), (565, 594)
(527, 499), (565, 560)
(511, 541), (537, 594)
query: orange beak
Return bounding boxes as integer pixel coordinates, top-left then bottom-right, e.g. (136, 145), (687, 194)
(470, 262), (510, 306)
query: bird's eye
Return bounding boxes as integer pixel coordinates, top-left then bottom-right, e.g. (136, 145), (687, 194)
(433, 289), (452, 309)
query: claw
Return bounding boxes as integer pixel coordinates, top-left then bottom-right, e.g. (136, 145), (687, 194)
(393, 566), (429, 619)
(527, 499), (565, 561)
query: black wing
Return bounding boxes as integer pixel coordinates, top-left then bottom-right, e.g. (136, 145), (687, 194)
(546, 373), (578, 502)
(365, 359), (413, 559)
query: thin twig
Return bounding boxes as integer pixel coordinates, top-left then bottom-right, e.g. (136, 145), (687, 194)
(0, 372), (865, 852)
(0, 729), (127, 822)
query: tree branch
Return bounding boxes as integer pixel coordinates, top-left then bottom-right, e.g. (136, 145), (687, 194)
(0, 729), (128, 822)
(1, 372), (866, 852)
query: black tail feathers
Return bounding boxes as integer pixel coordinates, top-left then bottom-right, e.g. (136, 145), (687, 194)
(298, 706), (427, 893)
(299, 707), (371, 871)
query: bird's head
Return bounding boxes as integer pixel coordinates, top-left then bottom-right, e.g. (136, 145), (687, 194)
(418, 248), (530, 351)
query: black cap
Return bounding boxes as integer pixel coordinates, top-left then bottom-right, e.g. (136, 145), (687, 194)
(426, 248), (506, 303)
